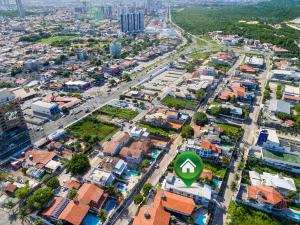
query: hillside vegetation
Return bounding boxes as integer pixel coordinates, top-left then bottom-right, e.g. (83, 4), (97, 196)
(172, 0), (300, 57)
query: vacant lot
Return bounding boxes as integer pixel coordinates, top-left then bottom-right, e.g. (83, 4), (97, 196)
(204, 162), (227, 178)
(95, 105), (139, 120)
(137, 123), (176, 137)
(68, 117), (118, 142)
(39, 35), (75, 45)
(162, 96), (198, 110)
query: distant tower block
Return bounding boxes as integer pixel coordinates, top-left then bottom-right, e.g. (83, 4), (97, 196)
(16, 0), (25, 18)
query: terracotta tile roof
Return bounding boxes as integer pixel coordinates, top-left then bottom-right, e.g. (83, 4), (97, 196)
(119, 147), (142, 159)
(239, 65), (256, 73)
(132, 203), (170, 225)
(201, 169), (213, 181)
(284, 95), (300, 101)
(247, 185), (286, 207)
(103, 132), (130, 154)
(77, 183), (104, 205)
(59, 201), (89, 225)
(24, 150), (56, 168)
(6, 184), (17, 193)
(129, 140), (152, 153)
(274, 61), (288, 68)
(154, 190), (196, 215)
(201, 140), (222, 154)
(64, 179), (81, 190)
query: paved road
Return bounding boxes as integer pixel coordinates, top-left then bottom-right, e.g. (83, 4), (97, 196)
(211, 54), (272, 225)
(0, 209), (23, 225)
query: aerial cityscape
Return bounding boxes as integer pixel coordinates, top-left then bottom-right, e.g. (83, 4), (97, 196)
(0, 0), (299, 225)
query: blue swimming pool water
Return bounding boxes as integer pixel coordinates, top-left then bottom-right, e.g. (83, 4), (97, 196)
(128, 170), (139, 176)
(288, 210), (300, 221)
(116, 183), (127, 192)
(83, 213), (100, 225)
(151, 151), (159, 159)
(105, 198), (117, 212)
(213, 179), (219, 188)
(195, 213), (207, 225)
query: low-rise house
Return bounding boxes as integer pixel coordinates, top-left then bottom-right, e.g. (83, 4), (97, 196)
(85, 168), (115, 187)
(271, 70), (300, 83)
(77, 183), (107, 211)
(32, 101), (61, 120)
(133, 190), (196, 225)
(211, 52), (237, 66)
(58, 200), (90, 225)
(247, 185), (287, 210)
(245, 56), (264, 68)
(249, 171), (297, 196)
(283, 85), (300, 104)
(103, 132), (130, 156)
(163, 174), (211, 207)
(119, 140), (152, 164)
(63, 80), (90, 92)
(239, 65), (256, 73)
(23, 149), (57, 169)
(112, 159), (128, 177)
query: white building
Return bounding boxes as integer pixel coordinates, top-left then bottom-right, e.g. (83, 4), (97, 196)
(85, 167), (115, 187)
(249, 171), (296, 196)
(32, 101), (60, 119)
(163, 173), (212, 207)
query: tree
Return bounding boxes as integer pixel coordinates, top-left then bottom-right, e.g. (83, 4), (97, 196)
(66, 153), (90, 175)
(221, 156), (231, 165)
(98, 210), (107, 222)
(141, 159), (150, 168)
(18, 208), (31, 225)
(110, 79), (117, 86)
(34, 219), (44, 225)
(104, 185), (122, 198)
(27, 187), (54, 210)
(134, 194), (144, 205)
(181, 125), (194, 138)
(230, 181), (237, 192)
(142, 183), (152, 196)
(15, 184), (30, 199)
(185, 63), (195, 73)
(68, 189), (78, 200)
(122, 73), (131, 81)
(195, 89), (205, 101)
(194, 112), (208, 126)
(47, 177), (60, 189)
(209, 106), (221, 115)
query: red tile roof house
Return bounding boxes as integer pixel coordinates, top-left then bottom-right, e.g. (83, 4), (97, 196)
(76, 183), (107, 211)
(200, 140), (222, 159)
(102, 132), (130, 156)
(239, 65), (257, 73)
(247, 185), (287, 211)
(133, 190), (196, 225)
(42, 197), (90, 225)
(119, 140), (152, 164)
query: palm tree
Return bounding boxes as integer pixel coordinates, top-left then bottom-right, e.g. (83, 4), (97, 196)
(18, 208), (30, 225)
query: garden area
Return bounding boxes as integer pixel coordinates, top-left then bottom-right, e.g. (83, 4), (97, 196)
(217, 123), (244, 143)
(136, 123), (176, 137)
(227, 201), (297, 225)
(39, 35), (75, 45)
(67, 117), (118, 144)
(204, 161), (227, 178)
(94, 105), (139, 120)
(161, 96), (198, 110)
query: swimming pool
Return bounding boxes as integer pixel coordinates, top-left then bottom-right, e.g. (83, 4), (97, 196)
(213, 179), (219, 188)
(151, 151), (159, 159)
(128, 170), (140, 176)
(105, 198), (117, 212)
(116, 183), (127, 192)
(288, 210), (300, 221)
(83, 213), (100, 225)
(195, 212), (207, 225)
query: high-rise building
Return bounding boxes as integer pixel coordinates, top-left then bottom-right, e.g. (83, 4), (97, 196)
(16, 0), (25, 18)
(120, 10), (144, 34)
(101, 5), (114, 20)
(0, 89), (31, 161)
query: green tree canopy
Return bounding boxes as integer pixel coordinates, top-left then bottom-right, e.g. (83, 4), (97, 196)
(194, 112), (208, 126)
(66, 153), (90, 175)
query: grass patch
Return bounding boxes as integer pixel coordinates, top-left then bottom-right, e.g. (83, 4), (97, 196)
(137, 123), (176, 137)
(192, 52), (209, 60)
(207, 62), (231, 73)
(204, 162), (226, 178)
(68, 117), (118, 142)
(39, 35), (75, 45)
(95, 105), (139, 120)
(227, 201), (296, 225)
(262, 149), (300, 165)
(161, 96), (198, 110)
(217, 123), (244, 142)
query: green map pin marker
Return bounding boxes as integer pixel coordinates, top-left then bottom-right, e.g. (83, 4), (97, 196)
(174, 151), (204, 187)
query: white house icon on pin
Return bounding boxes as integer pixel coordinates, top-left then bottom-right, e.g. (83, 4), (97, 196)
(180, 159), (196, 173)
